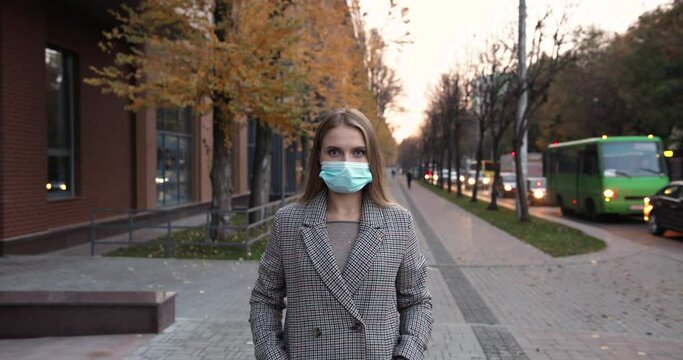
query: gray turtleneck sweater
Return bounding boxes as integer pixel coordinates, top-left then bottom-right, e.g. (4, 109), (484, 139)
(325, 221), (360, 272)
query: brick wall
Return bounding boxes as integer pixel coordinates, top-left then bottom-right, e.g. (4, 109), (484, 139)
(0, 1), (133, 242)
(0, 0), (5, 239)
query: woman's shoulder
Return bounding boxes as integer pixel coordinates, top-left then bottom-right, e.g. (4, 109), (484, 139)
(382, 202), (410, 216)
(274, 199), (307, 221)
(380, 203), (413, 229)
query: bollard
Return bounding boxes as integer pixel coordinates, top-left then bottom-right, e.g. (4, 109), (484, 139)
(90, 211), (96, 256)
(166, 211), (173, 258)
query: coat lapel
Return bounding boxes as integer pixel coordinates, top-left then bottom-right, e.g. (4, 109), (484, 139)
(300, 192), (362, 321)
(343, 194), (386, 295)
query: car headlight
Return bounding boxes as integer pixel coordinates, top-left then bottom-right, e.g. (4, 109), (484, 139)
(433, 175), (439, 181)
(424, 174), (429, 180)
(504, 185), (512, 191)
(643, 197), (653, 220)
(467, 178), (475, 185)
(482, 177), (491, 185)
(533, 190), (545, 199)
(459, 175), (465, 182)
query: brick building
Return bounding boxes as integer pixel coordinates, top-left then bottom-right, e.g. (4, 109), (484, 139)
(0, 0), (298, 254)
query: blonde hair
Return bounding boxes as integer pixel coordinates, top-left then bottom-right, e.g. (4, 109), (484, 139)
(300, 108), (394, 206)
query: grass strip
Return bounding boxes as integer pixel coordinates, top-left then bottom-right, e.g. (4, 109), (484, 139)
(104, 213), (268, 260)
(420, 182), (606, 257)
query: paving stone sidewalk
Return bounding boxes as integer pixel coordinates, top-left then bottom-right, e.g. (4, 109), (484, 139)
(0, 176), (681, 360)
(404, 179), (683, 360)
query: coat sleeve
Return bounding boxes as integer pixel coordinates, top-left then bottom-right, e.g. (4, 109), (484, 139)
(393, 212), (433, 360)
(249, 211), (289, 360)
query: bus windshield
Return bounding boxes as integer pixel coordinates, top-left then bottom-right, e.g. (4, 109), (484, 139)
(601, 142), (664, 177)
(501, 174), (515, 182)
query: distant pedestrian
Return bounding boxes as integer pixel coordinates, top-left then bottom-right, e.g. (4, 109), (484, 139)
(391, 168), (396, 178)
(249, 108), (432, 359)
(406, 170), (413, 189)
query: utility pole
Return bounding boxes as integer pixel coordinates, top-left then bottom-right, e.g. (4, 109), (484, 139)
(515, 0), (529, 219)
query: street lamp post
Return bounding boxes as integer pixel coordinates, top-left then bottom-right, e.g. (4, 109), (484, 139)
(515, 0), (529, 219)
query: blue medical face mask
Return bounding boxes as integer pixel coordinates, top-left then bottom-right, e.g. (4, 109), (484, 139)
(319, 161), (373, 194)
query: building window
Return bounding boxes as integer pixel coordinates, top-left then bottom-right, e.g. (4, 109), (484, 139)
(156, 108), (192, 206)
(46, 47), (75, 198)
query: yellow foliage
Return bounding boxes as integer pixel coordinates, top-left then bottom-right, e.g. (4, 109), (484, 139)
(87, 0), (304, 133)
(86, 0), (396, 159)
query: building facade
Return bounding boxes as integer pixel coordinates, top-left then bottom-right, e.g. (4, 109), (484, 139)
(0, 0), (296, 254)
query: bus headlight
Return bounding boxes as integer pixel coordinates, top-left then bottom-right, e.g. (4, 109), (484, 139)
(504, 185), (512, 191)
(467, 178), (475, 185)
(482, 177), (491, 185)
(459, 175), (465, 182)
(533, 190), (545, 199)
(603, 189), (616, 201)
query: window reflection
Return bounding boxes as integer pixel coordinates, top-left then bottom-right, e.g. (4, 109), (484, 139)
(46, 47), (74, 198)
(156, 108), (192, 206)
(601, 142), (664, 177)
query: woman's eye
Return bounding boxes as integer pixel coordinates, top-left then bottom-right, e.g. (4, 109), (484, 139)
(328, 149), (340, 156)
(353, 150), (366, 157)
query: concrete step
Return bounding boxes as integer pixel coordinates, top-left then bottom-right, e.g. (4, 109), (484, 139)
(0, 291), (176, 339)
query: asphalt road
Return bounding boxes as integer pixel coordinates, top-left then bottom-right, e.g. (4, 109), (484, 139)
(526, 202), (683, 255)
(447, 184), (683, 257)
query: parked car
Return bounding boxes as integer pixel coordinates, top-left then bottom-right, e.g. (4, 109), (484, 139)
(527, 177), (547, 206)
(643, 181), (683, 236)
(495, 172), (517, 198)
(450, 170), (466, 184)
(464, 170), (491, 190)
(423, 169), (438, 184)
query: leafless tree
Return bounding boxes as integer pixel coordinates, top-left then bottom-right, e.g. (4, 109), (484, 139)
(474, 40), (518, 210)
(513, 11), (577, 221)
(434, 71), (471, 196)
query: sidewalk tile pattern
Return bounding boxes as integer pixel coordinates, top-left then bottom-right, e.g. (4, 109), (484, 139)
(1, 175), (682, 360)
(398, 183), (529, 359)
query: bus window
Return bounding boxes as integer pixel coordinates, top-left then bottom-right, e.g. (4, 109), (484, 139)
(601, 142), (664, 177)
(558, 149), (577, 174)
(582, 145), (598, 176)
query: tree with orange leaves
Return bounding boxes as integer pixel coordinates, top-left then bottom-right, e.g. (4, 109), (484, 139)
(87, 0), (305, 238)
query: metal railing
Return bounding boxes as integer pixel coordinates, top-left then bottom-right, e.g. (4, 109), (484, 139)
(90, 195), (297, 256)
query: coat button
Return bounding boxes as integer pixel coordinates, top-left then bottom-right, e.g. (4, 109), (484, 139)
(349, 321), (363, 333)
(312, 327), (322, 338)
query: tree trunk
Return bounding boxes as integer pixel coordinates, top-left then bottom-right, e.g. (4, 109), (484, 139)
(471, 132), (484, 202)
(209, 109), (233, 241)
(513, 137), (530, 221)
(446, 117), (453, 193)
(438, 139), (445, 189)
(488, 137), (501, 210)
(454, 127), (463, 197)
(300, 133), (309, 188)
(249, 120), (273, 223)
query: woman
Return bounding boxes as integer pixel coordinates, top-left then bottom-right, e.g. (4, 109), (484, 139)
(249, 108), (432, 360)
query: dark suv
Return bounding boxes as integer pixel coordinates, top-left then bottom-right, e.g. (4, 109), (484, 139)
(644, 181), (683, 236)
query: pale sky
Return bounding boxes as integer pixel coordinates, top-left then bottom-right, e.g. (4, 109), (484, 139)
(358, 0), (672, 143)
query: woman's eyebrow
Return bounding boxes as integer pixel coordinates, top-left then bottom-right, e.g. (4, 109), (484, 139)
(324, 145), (366, 150)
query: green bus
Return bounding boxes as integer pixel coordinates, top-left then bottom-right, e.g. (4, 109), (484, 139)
(545, 136), (669, 220)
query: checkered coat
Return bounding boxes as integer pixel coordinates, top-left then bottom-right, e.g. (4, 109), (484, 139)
(249, 191), (432, 360)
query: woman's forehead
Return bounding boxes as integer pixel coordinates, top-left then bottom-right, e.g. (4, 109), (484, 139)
(322, 125), (366, 147)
